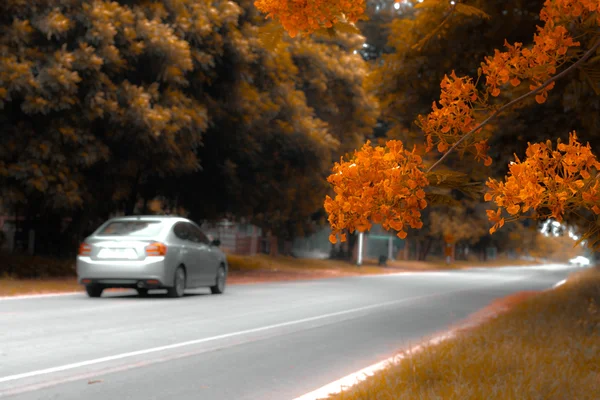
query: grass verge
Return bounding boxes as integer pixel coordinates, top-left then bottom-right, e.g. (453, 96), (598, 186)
(326, 267), (600, 400)
(0, 252), (540, 297)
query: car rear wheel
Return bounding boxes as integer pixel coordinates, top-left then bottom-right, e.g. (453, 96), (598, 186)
(210, 266), (226, 295)
(167, 266), (186, 298)
(85, 285), (103, 298)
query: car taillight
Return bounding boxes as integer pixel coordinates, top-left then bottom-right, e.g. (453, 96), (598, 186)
(78, 243), (91, 256)
(145, 242), (167, 256)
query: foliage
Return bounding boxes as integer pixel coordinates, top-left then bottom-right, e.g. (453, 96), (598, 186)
(325, 140), (428, 242)
(255, 0), (600, 247)
(486, 132), (600, 235)
(528, 232), (584, 262)
(0, 0), (378, 249)
(429, 203), (487, 244)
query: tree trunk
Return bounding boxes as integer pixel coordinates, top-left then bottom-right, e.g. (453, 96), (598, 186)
(419, 238), (433, 261)
(415, 239), (421, 261)
(125, 169), (142, 215)
(269, 235), (278, 257)
(141, 197), (149, 214)
(346, 233), (358, 260)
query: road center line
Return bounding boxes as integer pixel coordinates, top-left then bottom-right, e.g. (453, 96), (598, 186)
(0, 286), (488, 385)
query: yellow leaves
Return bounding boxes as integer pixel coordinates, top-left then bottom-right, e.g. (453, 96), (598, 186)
(258, 22), (286, 50)
(38, 9), (73, 40)
(325, 140), (429, 242)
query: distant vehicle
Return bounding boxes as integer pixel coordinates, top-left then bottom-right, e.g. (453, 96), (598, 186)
(76, 216), (228, 298)
(568, 256), (591, 267)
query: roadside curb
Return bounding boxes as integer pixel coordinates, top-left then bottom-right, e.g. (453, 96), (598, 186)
(0, 291), (82, 301)
(0, 270), (455, 300)
(293, 276), (569, 400)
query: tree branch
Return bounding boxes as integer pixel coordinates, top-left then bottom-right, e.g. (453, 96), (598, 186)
(426, 36), (600, 173)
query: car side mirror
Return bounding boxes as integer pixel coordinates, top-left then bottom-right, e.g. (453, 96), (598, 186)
(211, 239), (221, 247)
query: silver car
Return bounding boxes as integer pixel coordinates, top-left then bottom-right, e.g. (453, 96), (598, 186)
(76, 216), (228, 298)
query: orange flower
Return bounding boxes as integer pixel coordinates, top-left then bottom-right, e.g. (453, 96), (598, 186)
(485, 132), (600, 232)
(254, 0), (366, 37)
(325, 140), (428, 243)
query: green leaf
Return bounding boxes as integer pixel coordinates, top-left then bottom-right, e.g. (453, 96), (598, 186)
(332, 21), (361, 35)
(426, 192), (461, 207)
(580, 59), (600, 95)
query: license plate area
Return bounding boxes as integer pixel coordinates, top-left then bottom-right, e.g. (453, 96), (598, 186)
(97, 248), (138, 259)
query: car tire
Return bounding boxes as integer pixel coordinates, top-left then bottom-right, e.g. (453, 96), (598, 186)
(136, 288), (149, 297)
(85, 285), (103, 298)
(210, 266), (226, 295)
(167, 266), (186, 298)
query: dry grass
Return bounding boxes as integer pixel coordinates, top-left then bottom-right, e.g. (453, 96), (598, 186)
(385, 256), (541, 271)
(327, 267), (600, 400)
(0, 252), (76, 279)
(0, 277), (80, 296)
(227, 254), (399, 275)
(0, 252), (541, 297)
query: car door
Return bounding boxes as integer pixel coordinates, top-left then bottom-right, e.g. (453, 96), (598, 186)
(172, 222), (201, 286)
(188, 224), (219, 284)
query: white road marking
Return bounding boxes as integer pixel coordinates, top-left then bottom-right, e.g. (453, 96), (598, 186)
(553, 279), (567, 288)
(0, 288), (470, 384)
(293, 333), (456, 400)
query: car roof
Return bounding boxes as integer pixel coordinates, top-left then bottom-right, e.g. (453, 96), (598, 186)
(106, 215), (192, 224)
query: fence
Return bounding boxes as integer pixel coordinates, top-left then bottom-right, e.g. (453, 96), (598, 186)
(201, 223), (264, 256)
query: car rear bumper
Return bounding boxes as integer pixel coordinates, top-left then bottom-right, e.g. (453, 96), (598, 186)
(76, 256), (170, 287)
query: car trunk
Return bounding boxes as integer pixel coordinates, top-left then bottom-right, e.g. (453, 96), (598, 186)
(85, 237), (158, 261)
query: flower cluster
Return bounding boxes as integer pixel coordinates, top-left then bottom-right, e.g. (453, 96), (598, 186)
(485, 132), (600, 234)
(541, 0), (600, 26)
(254, 0), (365, 37)
(418, 0), (589, 169)
(416, 72), (491, 164)
(481, 25), (579, 104)
(324, 140), (428, 243)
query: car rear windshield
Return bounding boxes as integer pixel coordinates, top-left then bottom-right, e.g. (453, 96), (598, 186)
(97, 221), (164, 237)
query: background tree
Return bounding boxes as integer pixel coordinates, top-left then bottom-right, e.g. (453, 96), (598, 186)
(0, 0), (378, 257)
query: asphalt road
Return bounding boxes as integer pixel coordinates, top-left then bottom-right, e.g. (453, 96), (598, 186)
(0, 263), (581, 400)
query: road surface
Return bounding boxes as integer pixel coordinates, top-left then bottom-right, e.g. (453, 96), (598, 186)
(0, 263), (579, 399)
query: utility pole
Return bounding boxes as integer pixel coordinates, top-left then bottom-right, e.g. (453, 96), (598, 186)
(357, 232), (364, 266)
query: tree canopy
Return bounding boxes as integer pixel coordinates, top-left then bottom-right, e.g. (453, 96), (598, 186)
(0, 0), (378, 249)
